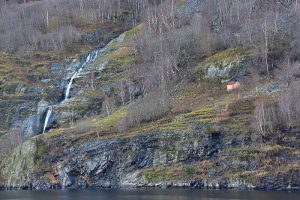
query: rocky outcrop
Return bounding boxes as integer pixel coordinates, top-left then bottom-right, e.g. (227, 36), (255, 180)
(21, 100), (53, 139)
(176, 0), (204, 20)
(1, 127), (299, 191)
(199, 48), (251, 79)
(0, 139), (38, 189)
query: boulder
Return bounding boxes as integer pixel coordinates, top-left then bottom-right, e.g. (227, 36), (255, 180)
(21, 100), (55, 139)
(198, 48), (251, 79)
(24, 87), (42, 95)
(129, 83), (144, 98)
(50, 62), (62, 73)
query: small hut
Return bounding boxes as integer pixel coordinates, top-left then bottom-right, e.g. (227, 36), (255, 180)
(227, 80), (240, 91)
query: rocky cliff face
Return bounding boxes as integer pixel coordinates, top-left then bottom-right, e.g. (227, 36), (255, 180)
(1, 125), (300, 191)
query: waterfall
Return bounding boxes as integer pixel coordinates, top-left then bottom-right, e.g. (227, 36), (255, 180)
(43, 106), (53, 134)
(65, 71), (78, 100)
(64, 51), (98, 100)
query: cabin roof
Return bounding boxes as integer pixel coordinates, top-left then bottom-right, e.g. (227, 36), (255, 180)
(227, 80), (239, 85)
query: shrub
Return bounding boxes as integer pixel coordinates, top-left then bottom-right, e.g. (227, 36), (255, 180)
(252, 99), (278, 138)
(124, 90), (170, 128)
(183, 166), (195, 177)
(277, 85), (300, 128)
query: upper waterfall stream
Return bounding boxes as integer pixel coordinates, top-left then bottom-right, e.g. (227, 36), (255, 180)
(65, 51), (98, 100)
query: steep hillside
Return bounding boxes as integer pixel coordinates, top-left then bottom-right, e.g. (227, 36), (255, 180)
(1, 0), (300, 191)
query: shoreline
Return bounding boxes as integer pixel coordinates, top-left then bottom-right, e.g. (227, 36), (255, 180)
(1, 183), (300, 192)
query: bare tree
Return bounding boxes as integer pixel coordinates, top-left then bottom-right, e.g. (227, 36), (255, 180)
(277, 85), (300, 129)
(124, 89), (170, 128)
(0, 0), (150, 55)
(263, 15), (270, 78)
(278, 93), (293, 128)
(252, 99), (278, 137)
(102, 94), (116, 117)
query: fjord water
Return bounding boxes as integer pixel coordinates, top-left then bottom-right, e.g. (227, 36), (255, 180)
(1, 189), (299, 200)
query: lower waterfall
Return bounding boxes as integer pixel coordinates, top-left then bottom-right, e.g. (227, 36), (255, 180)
(43, 106), (53, 134)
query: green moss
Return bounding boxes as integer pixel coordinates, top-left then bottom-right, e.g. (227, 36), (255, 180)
(238, 153), (254, 161)
(126, 99), (232, 135)
(105, 47), (134, 67)
(262, 145), (286, 156)
(34, 65), (49, 77)
(0, 139), (37, 181)
(82, 89), (104, 99)
(49, 94), (253, 144)
(124, 24), (144, 40)
(225, 147), (258, 153)
(196, 69), (206, 81)
(142, 163), (199, 184)
(106, 24), (143, 49)
(183, 166), (195, 176)
(144, 168), (167, 183)
(34, 138), (47, 165)
(203, 125), (218, 134)
(0, 130), (7, 136)
(192, 48), (250, 79)
(202, 48), (249, 67)
(55, 98), (98, 114)
(50, 106), (158, 140)
(94, 108), (127, 129)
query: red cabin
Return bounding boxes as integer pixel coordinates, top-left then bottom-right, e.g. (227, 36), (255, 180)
(227, 81), (240, 91)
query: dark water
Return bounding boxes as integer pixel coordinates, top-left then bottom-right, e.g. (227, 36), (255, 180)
(0, 189), (300, 200)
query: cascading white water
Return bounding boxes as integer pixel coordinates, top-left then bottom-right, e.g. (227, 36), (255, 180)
(43, 106), (53, 134)
(64, 52), (98, 100)
(65, 71), (78, 100)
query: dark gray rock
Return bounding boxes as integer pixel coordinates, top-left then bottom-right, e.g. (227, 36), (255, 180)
(1, 128), (300, 191)
(40, 74), (51, 83)
(291, 169), (300, 189)
(20, 100), (55, 139)
(50, 62), (62, 73)
(129, 83), (144, 98)
(27, 75), (38, 83)
(21, 115), (42, 139)
(176, 0), (204, 20)
(81, 29), (103, 45)
(261, 82), (287, 94)
(25, 87), (42, 95)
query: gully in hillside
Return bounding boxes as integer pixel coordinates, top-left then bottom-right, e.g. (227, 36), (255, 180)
(65, 51), (99, 100)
